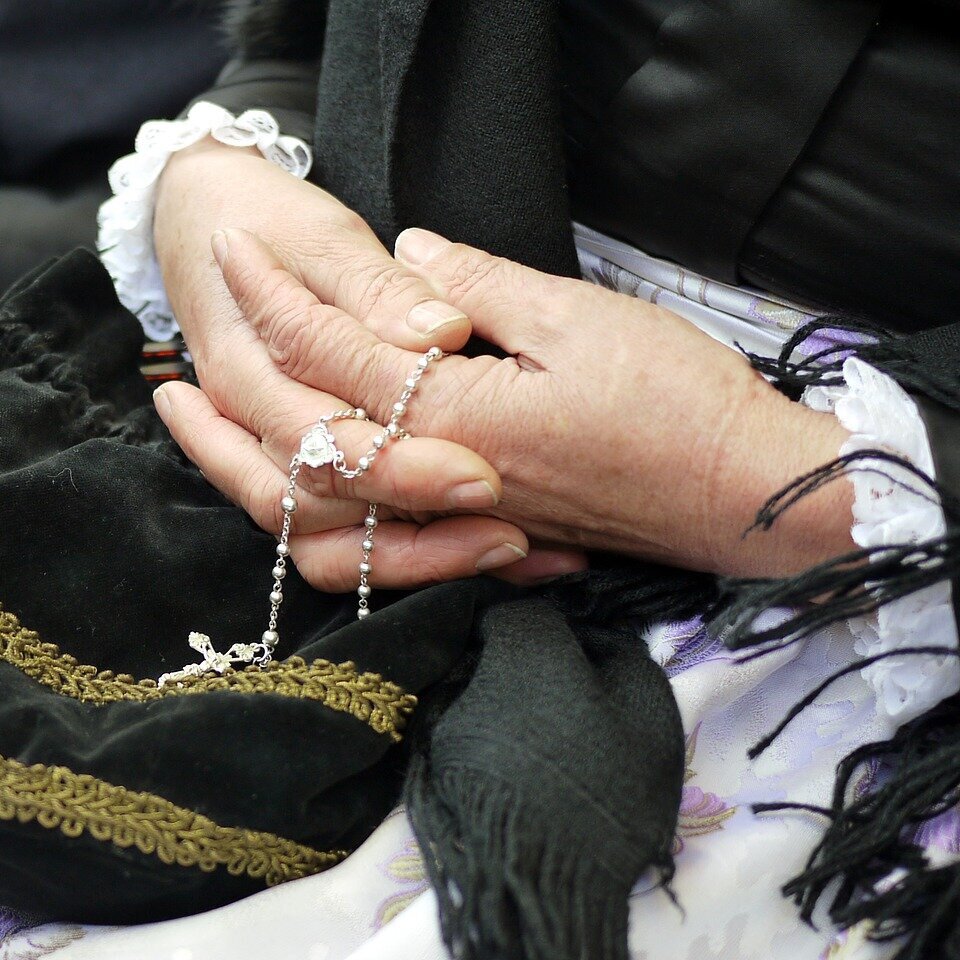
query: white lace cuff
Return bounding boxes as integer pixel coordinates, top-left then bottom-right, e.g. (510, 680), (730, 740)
(804, 357), (960, 724)
(97, 101), (312, 342)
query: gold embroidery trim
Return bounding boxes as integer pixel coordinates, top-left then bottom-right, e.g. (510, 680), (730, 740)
(0, 753), (346, 885)
(0, 607), (416, 742)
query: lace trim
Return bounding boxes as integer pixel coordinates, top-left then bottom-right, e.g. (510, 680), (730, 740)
(0, 606), (416, 742)
(804, 357), (960, 723)
(97, 101), (312, 341)
(0, 753), (345, 886)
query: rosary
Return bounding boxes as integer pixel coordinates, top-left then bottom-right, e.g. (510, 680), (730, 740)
(159, 346), (444, 687)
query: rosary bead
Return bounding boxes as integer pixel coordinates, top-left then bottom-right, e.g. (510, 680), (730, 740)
(427, 346), (442, 360)
(281, 496), (298, 514)
(262, 629), (279, 646)
(405, 378), (417, 390)
(358, 584), (372, 599)
(357, 607), (371, 619)
(372, 434), (385, 449)
(417, 357), (429, 369)
(359, 561), (372, 575)
(393, 401), (406, 416)
(354, 408), (367, 420)
(269, 590), (283, 604)
(358, 456), (370, 471)
(276, 542), (290, 557)
(364, 515), (378, 529)
(272, 565), (287, 580)
(361, 539), (374, 552)
(386, 422), (399, 436)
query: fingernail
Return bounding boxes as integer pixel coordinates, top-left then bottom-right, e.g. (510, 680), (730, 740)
(476, 542), (527, 571)
(407, 299), (467, 336)
(395, 228), (450, 266)
(211, 229), (229, 267)
(446, 479), (499, 509)
(153, 384), (172, 420)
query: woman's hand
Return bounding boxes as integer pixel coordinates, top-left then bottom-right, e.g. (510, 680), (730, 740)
(153, 141), (587, 587)
(166, 226), (856, 582)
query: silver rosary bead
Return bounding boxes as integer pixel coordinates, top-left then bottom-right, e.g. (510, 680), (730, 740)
(269, 590), (283, 604)
(276, 542), (290, 557)
(272, 564), (286, 580)
(364, 515), (378, 529)
(262, 630), (279, 646)
(281, 496), (297, 513)
(361, 538), (374, 552)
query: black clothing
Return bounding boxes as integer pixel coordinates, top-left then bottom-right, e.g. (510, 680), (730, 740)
(204, 0), (960, 332)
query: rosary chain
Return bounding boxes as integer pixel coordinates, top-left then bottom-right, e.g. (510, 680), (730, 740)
(160, 348), (443, 687)
(263, 346), (442, 655)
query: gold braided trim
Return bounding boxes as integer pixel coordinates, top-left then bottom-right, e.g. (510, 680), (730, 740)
(0, 753), (346, 885)
(0, 607), (416, 742)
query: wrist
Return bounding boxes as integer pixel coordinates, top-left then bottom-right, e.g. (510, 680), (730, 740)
(704, 375), (854, 578)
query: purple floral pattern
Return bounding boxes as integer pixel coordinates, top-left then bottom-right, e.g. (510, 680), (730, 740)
(659, 618), (729, 678)
(818, 920), (873, 959)
(373, 838), (429, 929)
(0, 911), (83, 960)
(673, 724), (736, 857)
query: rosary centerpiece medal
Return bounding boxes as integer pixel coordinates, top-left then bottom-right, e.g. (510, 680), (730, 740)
(159, 346), (445, 687)
(299, 425), (339, 468)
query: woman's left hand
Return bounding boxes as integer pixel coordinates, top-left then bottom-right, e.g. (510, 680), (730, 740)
(167, 227), (855, 583)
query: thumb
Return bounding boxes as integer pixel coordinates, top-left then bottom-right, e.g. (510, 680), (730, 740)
(394, 228), (558, 356)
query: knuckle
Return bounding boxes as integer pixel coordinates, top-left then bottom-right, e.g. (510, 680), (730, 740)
(277, 308), (323, 381)
(237, 458), (281, 534)
(346, 260), (409, 320)
(256, 273), (307, 345)
(442, 249), (505, 302)
(327, 207), (372, 237)
(414, 355), (503, 440)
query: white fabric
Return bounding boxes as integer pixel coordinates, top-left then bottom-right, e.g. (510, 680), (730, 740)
(45, 213), (955, 960)
(806, 359), (960, 723)
(97, 101), (311, 342)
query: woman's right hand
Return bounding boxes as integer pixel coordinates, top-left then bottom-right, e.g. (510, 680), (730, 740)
(152, 140), (587, 588)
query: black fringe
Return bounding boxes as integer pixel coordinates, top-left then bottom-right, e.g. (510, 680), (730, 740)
(743, 316), (960, 410)
(710, 452), (960, 652)
(754, 682), (960, 960)
(708, 377), (960, 958)
(405, 761), (644, 960)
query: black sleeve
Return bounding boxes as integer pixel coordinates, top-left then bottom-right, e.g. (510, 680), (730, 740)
(181, 0), (326, 149)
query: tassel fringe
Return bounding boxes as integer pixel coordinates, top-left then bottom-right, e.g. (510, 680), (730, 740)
(710, 356), (960, 960)
(754, 683), (960, 960)
(742, 317), (960, 410)
(405, 757), (662, 960)
(710, 452), (960, 652)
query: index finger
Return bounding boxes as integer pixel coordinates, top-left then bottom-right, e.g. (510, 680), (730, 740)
(264, 221), (473, 352)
